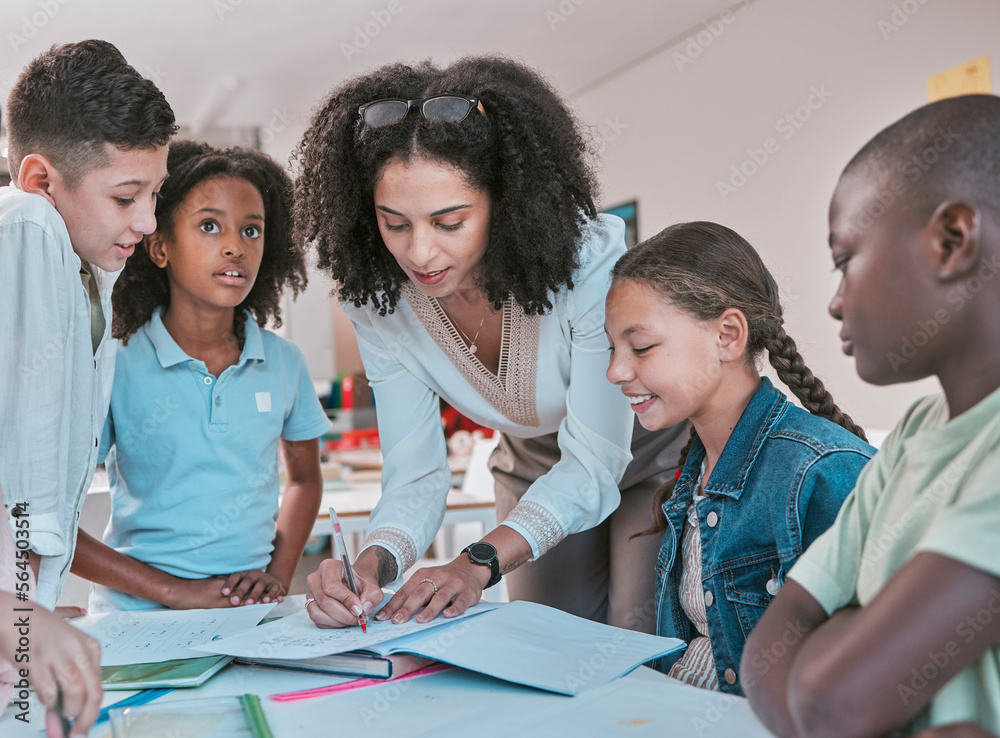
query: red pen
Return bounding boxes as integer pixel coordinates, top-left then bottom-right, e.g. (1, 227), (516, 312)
(330, 507), (368, 632)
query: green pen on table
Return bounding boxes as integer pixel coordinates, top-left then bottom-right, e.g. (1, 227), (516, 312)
(329, 507), (368, 632)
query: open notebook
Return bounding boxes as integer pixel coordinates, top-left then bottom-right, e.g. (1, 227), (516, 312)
(197, 600), (685, 695)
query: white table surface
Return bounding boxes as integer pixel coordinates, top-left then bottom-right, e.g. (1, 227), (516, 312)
(1, 597), (776, 738)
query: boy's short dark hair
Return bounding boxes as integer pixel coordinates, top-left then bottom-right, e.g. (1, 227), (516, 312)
(6, 39), (177, 186)
(843, 94), (1000, 221)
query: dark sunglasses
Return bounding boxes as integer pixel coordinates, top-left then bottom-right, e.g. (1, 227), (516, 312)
(358, 95), (482, 128)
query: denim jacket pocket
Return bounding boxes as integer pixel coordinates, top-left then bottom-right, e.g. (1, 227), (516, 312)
(723, 554), (782, 640)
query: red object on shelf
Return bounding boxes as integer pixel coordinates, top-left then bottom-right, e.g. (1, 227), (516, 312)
(440, 403), (494, 440)
(325, 427), (380, 451)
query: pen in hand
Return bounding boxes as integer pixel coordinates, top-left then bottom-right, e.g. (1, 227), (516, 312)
(329, 507), (368, 632)
(55, 688), (72, 738)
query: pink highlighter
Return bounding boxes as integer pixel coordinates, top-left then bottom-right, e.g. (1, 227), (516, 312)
(329, 506), (368, 632)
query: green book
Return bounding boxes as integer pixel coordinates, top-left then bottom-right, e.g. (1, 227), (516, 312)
(101, 654), (234, 690)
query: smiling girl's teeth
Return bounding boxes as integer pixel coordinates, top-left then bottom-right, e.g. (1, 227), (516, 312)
(629, 395), (654, 404)
(224, 271), (240, 277)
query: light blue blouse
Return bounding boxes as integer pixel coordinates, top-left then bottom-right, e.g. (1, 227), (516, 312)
(345, 214), (634, 573)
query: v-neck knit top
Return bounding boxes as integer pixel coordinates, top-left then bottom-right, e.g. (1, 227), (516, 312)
(343, 214), (634, 572)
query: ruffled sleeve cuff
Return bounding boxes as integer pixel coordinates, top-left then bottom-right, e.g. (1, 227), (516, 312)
(501, 500), (566, 560)
(361, 527), (420, 579)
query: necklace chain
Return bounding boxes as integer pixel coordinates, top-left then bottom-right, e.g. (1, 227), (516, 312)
(437, 298), (489, 354)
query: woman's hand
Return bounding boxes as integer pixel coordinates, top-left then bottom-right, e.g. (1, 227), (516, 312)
(376, 556), (489, 625)
(306, 557), (383, 628)
(220, 570), (286, 606)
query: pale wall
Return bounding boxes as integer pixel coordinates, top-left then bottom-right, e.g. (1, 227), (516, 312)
(574, 0), (998, 430)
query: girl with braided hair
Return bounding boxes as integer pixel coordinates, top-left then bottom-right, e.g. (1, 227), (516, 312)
(300, 56), (689, 633)
(605, 221), (874, 694)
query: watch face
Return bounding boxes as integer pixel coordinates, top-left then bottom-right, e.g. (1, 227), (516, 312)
(468, 542), (496, 563)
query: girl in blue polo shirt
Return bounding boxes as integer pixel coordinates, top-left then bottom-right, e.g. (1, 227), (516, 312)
(73, 141), (331, 611)
(604, 221), (874, 694)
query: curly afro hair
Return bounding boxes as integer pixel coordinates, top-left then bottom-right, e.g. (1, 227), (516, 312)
(293, 55), (600, 316)
(112, 140), (307, 344)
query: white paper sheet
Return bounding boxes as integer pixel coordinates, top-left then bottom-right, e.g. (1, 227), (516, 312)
(194, 602), (498, 660)
(85, 604), (276, 666)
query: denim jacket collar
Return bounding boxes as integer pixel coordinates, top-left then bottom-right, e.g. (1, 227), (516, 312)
(674, 377), (788, 502)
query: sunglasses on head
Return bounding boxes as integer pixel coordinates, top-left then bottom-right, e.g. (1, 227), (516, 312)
(358, 95), (482, 128)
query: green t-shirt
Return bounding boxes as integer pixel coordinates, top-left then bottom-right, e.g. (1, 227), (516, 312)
(789, 385), (1000, 733)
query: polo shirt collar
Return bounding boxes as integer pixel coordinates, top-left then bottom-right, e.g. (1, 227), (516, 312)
(145, 308), (266, 368)
(675, 377), (788, 502)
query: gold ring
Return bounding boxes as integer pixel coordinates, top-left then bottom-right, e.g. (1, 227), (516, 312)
(305, 597), (317, 609)
(420, 578), (439, 594)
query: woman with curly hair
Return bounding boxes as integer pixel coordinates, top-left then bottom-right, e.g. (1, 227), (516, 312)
(300, 56), (688, 632)
(72, 141), (331, 611)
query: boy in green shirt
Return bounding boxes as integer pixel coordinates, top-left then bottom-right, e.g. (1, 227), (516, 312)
(743, 94), (1000, 737)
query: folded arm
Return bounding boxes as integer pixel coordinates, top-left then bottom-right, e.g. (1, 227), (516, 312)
(744, 553), (1000, 737)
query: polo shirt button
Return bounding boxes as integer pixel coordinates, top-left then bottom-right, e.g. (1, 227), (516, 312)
(204, 376), (213, 385)
(706, 511), (719, 528)
(724, 668), (737, 685)
(766, 578), (781, 596)
(215, 397), (221, 406)
(704, 590), (714, 607)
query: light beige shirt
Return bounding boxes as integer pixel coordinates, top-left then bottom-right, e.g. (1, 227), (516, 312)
(0, 186), (119, 608)
(789, 385), (1000, 733)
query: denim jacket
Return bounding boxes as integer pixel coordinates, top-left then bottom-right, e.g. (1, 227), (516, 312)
(654, 378), (874, 694)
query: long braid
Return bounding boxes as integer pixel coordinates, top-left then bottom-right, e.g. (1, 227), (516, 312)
(765, 324), (868, 442)
(613, 221), (871, 538)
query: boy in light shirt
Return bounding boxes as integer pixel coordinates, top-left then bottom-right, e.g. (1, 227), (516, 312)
(0, 39), (176, 608)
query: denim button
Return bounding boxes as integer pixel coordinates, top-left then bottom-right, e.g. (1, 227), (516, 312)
(766, 578), (781, 596)
(215, 397), (221, 406)
(706, 511), (719, 528)
(724, 668), (737, 685)
(704, 590), (714, 607)
(204, 376), (213, 385)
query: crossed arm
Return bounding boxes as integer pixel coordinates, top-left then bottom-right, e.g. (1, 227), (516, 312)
(742, 552), (1000, 737)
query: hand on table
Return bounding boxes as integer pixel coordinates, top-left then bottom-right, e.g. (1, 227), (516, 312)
(306, 557), (382, 628)
(376, 556), (487, 625)
(220, 570), (286, 606)
(166, 576), (238, 609)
